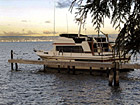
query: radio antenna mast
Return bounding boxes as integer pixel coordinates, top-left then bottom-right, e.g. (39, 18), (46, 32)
(53, 0), (55, 36)
(76, 18), (82, 37)
(66, 14), (69, 34)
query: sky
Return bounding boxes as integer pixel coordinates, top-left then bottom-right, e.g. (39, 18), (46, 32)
(0, 0), (119, 36)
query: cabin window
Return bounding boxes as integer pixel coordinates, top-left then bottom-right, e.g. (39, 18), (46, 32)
(103, 43), (109, 52)
(73, 38), (85, 43)
(56, 46), (84, 53)
(95, 37), (106, 42)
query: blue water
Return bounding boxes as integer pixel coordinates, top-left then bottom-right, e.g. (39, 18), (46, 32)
(0, 42), (140, 105)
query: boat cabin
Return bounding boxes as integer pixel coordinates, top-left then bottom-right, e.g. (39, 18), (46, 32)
(53, 34), (111, 55)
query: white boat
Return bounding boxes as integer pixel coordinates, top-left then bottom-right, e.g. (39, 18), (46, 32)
(34, 33), (130, 70)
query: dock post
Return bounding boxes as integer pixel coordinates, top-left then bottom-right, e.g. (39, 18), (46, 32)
(44, 65), (46, 71)
(67, 66), (70, 73)
(72, 66), (75, 75)
(114, 70), (119, 86)
(58, 65), (60, 73)
(114, 62), (119, 86)
(106, 68), (109, 77)
(15, 63), (18, 71)
(90, 67), (92, 75)
(108, 69), (114, 86)
(11, 50), (14, 71)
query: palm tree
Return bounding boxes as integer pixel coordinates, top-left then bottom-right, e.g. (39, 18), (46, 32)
(70, 0), (140, 57)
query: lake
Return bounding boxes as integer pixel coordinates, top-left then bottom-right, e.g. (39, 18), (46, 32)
(0, 42), (140, 105)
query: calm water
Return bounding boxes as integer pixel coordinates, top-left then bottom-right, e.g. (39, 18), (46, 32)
(0, 42), (140, 105)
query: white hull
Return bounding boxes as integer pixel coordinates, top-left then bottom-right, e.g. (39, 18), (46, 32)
(36, 51), (130, 62)
(36, 51), (130, 70)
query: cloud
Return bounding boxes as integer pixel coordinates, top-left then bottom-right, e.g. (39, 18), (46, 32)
(45, 21), (51, 23)
(21, 20), (28, 22)
(3, 30), (38, 36)
(56, 0), (72, 8)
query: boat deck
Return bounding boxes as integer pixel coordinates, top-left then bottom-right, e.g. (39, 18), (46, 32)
(8, 59), (140, 70)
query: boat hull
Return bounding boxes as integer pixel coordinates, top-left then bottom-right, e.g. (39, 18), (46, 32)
(36, 52), (130, 70)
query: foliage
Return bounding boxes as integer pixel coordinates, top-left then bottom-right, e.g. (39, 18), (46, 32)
(70, 0), (140, 56)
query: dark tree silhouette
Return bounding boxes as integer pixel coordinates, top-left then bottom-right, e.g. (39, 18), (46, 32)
(70, 0), (140, 57)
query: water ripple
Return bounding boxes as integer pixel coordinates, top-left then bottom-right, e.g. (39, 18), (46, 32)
(0, 42), (140, 105)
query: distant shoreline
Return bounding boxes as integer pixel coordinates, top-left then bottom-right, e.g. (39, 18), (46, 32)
(0, 34), (117, 42)
(0, 36), (58, 42)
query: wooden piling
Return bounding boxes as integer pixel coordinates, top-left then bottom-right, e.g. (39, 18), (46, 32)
(44, 65), (46, 71)
(106, 68), (109, 77)
(67, 66), (70, 73)
(72, 66), (75, 75)
(114, 70), (119, 86)
(114, 62), (119, 86)
(11, 50), (14, 71)
(113, 68), (116, 85)
(108, 69), (113, 86)
(15, 63), (18, 71)
(58, 65), (60, 73)
(90, 67), (92, 75)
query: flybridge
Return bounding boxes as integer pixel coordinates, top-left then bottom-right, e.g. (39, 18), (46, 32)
(59, 34), (93, 43)
(59, 34), (107, 42)
(60, 34), (88, 38)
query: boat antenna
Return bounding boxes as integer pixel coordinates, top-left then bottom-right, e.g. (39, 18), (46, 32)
(53, 0), (55, 36)
(66, 14), (69, 34)
(76, 18), (83, 37)
(84, 23), (87, 35)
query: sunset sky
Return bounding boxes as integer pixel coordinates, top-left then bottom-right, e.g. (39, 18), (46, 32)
(0, 0), (119, 36)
